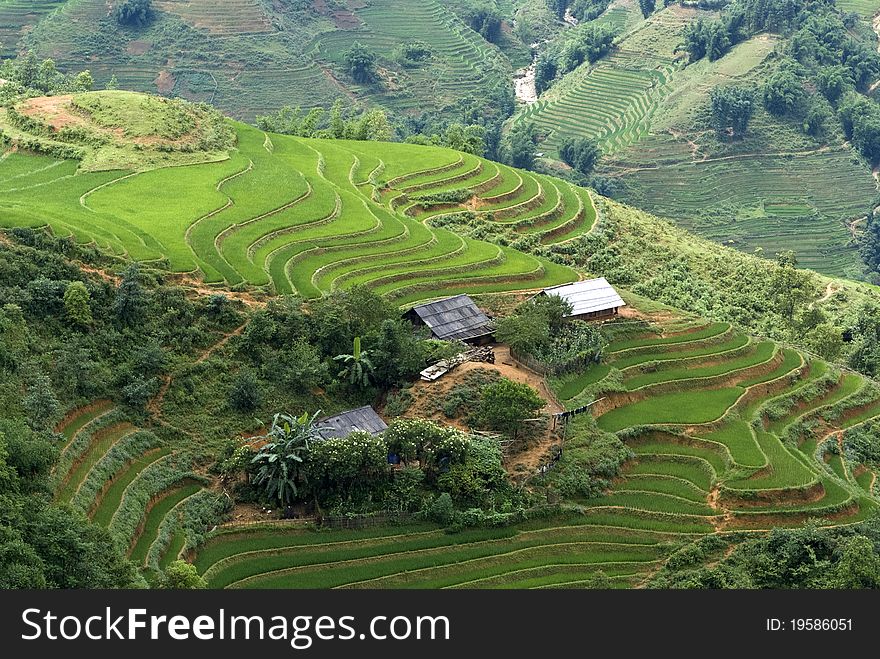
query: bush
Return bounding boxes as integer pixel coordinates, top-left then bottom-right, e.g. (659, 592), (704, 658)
(426, 492), (454, 525)
(228, 370), (262, 413)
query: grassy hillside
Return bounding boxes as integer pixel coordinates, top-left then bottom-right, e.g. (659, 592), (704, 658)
(513, 3), (880, 278)
(0, 90), (586, 303)
(2, 0), (515, 121)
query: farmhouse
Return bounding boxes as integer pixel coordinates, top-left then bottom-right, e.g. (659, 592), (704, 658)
(404, 294), (495, 344)
(537, 277), (626, 321)
(315, 406), (388, 440)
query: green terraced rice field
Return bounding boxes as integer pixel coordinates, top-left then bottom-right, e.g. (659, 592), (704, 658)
(596, 388), (744, 431)
(0, 111), (590, 303)
(129, 482), (202, 566)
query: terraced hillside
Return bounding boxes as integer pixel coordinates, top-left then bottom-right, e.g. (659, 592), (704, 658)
(53, 402), (208, 572)
(599, 29), (876, 278)
(0, 0), (63, 58)
(6, 0), (514, 120)
(511, 3), (878, 277)
(561, 318), (879, 534)
(192, 316), (880, 589)
(514, 4), (707, 156)
(836, 0), (880, 17)
(0, 91), (598, 303)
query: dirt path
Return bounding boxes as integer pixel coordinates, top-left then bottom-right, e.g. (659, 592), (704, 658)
(605, 145), (845, 176)
(810, 282), (837, 310)
(148, 323), (246, 417)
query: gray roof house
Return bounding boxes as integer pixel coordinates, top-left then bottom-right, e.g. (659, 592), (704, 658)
(537, 277), (626, 320)
(315, 406), (388, 440)
(404, 294), (495, 343)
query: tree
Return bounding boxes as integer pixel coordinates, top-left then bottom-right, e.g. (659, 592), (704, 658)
(815, 65), (850, 102)
(832, 536), (880, 588)
(763, 70), (804, 115)
(495, 312), (550, 356)
(74, 70), (93, 92)
(477, 378), (545, 438)
(22, 374), (60, 432)
(114, 0), (153, 27)
(463, 4), (503, 43)
(706, 22), (730, 61)
(803, 103), (829, 136)
(157, 560), (207, 589)
(559, 136), (601, 176)
(507, 123), (536, 170)
(114, 263), (146, 326)
(710, 85), (755, 136)
(804, 323), (843, 361)
(442, 124), (486, 156)
(249, 411), (322, 506)
(229, 369), (262, 413)
(638, 0), (656, 19)
(768, 251), (816, 322)
(63, 281), (92, 328)
(334, 336), (376, 388)
(345, 42), (378, 84)
(106, 74), (119, 90)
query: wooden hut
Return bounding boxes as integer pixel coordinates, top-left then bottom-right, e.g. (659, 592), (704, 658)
(537, 277), (625, 321)
(315, 406), (388, 440)
(404, 294), (495, 344)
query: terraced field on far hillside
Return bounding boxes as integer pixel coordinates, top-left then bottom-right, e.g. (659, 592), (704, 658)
(6, 0), (514, 121)
(0, 91), (602, 303)
(514, 4), (708, 156)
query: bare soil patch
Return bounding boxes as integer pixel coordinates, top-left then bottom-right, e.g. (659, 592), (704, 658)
(332, 9), (361, 29)
(126, 40), (152, 56)
(18, 94), (88, 131)
(155, 70), (176, 94)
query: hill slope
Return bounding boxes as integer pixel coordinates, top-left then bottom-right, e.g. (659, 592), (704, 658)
(0, 90), (583, 303)
(1, 0), (516, 121)
(514, 2), (880, 278)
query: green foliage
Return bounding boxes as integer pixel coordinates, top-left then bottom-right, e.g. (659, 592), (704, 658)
(763, 69), (805, 116)
(156, 559), (207, 589)
(22, 373), (60, 432)
(114, 0), (153, 27)
(426, 492), (455, 524)
(114, 264), (147, 327)
(228, 370), (263, 413)
(334, 336), (376, 389)
(559, 137), (601, 177)
(309, 431), (389, 500)
(384, 389), (414, 417)
(345, 42), (378, 84)
(476, 377), (545, 437)
(393, 41), (433, 66)
(63, 281), (92, 328)
(248, 411), (322, 506)
(710, 85), (756, 136)
(652, 520), (880, 589)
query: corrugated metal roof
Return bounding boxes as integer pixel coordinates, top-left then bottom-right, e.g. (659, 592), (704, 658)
(541, 277), (626, 317)
(409, 294), (494, 341)
(315, 406), (388, 440)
